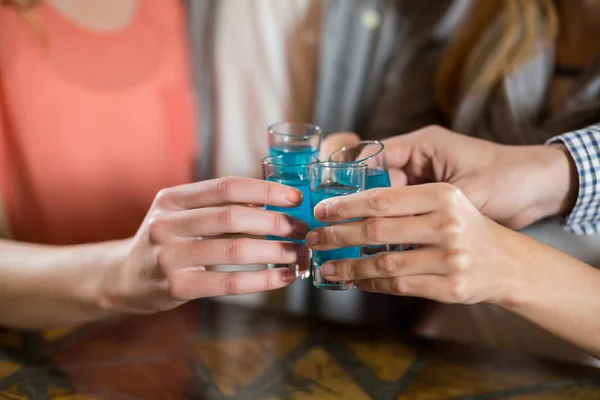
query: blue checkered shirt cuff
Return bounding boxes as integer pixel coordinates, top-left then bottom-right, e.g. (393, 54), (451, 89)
(547, 125), (600, 235)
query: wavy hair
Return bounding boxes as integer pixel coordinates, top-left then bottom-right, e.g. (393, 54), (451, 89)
(435, 0), (559, 120)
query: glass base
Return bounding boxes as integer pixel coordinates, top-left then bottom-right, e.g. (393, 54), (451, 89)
(268, 263), (310, 279)
(312, 260), (354, 290)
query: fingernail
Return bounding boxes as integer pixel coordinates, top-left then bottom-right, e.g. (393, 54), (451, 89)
(306, 232), (319, 246)
(314, 202), (327, 220)
(285, 189), (303, 205)
(320, 263), (335, 276)
(293, 220), (309, 236)
(282, 269), (298, 282)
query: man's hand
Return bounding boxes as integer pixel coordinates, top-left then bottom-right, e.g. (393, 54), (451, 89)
(320, 132), (360, 160)
(306, 183), (525, 305)
(381, 126), (579, 229)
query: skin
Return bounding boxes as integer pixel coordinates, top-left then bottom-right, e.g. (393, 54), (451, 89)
(313, 126), (600, 357)
(0, 0), (311, 329)
(0, 177), (309, 329)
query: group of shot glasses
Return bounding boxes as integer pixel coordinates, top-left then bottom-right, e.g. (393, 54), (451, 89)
(262, 122), (403, 291)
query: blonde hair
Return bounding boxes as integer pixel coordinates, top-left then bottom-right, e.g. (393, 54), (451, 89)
(435, 0), (559, 119)
(1, 0), (45, 45)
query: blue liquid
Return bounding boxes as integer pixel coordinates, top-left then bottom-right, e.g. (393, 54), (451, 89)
(266, 174), (310, 244)
(366, 168), (391, 189)
(269, 145), (319, 165)
(310, 185), (361, 267)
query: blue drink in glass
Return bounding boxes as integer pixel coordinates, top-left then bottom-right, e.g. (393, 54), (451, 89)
(311, 185), (361, 266)
(262, 155), (314, 244)
(269, 144), (320, 166)
(309, 162), (367, 290)
(268, 122), (322, 164)
(329, 141), (403, 254)
(264, 122), (323, 279)
(265, 176), (312, 243)
(366, 167), (391, 189)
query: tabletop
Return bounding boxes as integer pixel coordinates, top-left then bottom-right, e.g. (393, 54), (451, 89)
(1, 300), (599, 400)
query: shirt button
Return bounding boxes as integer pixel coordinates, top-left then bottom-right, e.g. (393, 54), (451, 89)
(361, 9), (381, 30)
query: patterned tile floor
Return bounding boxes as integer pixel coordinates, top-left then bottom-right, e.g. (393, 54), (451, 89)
(1, 300), (599, 399)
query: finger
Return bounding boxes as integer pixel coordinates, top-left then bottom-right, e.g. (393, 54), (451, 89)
(156, 177), (303, 210)
(355, 275), (465, 303)
(388, 169), (408, 187)
(307, 214), (440, 250)
(172, 268), (298, 299)
(151, 206), (309, 240)
(320, 132), (361, 160)
(318, 248), (446, 280)
(159, 238), (309, 267)
(380, 131), (427, 170)
(312, 183), (466, 222)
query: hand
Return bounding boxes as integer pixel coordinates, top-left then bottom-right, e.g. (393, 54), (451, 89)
(320, 132), (360, 160)
(101, 177), (310, 314)
(306, 184), (526, 305)
(381, 125), (578, 229)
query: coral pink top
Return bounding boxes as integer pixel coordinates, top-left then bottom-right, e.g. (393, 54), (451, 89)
(0, 0), (196, 244)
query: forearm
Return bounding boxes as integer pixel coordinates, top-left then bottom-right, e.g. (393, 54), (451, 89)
(0, 238), (129, 330)
(498, 232), (600, 357)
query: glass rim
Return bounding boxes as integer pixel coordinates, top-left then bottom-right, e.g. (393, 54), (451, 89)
(308, 160), (368, 170)
(268, 121), (323, 139)
(328, 140), (385, 163)
(261, 155), (319, 167)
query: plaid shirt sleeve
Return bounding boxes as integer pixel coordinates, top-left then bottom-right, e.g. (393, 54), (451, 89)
(546, 125), (600, 235)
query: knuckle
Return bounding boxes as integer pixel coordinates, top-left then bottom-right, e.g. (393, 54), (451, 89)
(214, 176), (236, 199)
(263, 180), (275, 203)
(164, 273), (185, 301)
(444, 228), (467, 253)
(437, 183), (464, 207)
(222, 273), (239, 296)
(443, 249), (470, 273)
(375, 253), (398, 275)
(367, 189), (390, 212)
(448, 275), (469, 303)
(276, 242), (290, 263)
(154, 188), (175, 208)
(439, 213), (466, 236)
(147, 213), (170, 244)
(271, 212), (285, 233)
(334, 260), (351, 278)
(154, 245), (174, 272)
(216, 207), (236, 230)
(392, 278), (406, 295)
(223, 239), (248, 263)
(363, 218), (387, 242)
(322, 226), (340, 246)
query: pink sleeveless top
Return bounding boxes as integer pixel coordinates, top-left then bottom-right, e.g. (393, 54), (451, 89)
(0, 0), (196, 244)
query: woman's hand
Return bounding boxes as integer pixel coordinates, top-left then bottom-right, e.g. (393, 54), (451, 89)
(102, 177), (310, 314)
(306, 183), (524, 305)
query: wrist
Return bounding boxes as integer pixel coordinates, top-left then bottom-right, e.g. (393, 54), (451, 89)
(94, 238), (134, 315)
(523, 144), (578, 221)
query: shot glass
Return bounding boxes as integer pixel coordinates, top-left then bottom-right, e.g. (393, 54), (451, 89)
(262, 155), (313, 279)
(309, 161), (367, 290)
(268, 122), (322, 165)
(329, 140), (402, 254)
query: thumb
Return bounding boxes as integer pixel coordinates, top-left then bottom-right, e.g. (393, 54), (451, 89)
(320, 132), (361, 160)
